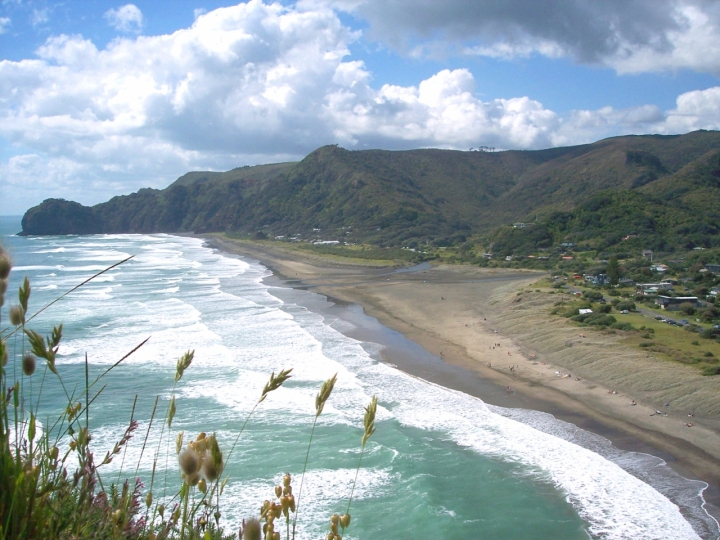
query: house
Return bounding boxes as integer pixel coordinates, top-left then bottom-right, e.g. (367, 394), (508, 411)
(481, 253), (493, 259)
(560, 242), (574, 248)
(562, 256), (574, 261)
(585, 274), (608, 285)
(655, 296), (699, 310)
(636, 283), (673, 295)
(513, 222), (528, 229)
(651, 264), (668, 273)
(572, 274), (583, 280)
(706, 264), (720, 274)
(313, 240), (340, 245)
(710, 287), (719, 297)
(642, 250), (653, 259)
(578, 309), (593, 315)
(618, 278), (635, 287)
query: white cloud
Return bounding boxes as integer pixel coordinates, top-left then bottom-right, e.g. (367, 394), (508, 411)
(1, 0), (719, 215)
(329, 0), (720, 76)
(104, 4), (143, 33)
(325, 68), (560, 149)
(0, 17), (10, 34)
(31, 8), (48, 27)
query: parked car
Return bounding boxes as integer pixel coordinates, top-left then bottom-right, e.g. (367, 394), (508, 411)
(681, 319), (689, 325)
(621, 310), (629, 314)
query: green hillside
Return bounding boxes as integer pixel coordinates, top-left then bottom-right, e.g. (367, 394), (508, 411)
(20, 130), (720, 256)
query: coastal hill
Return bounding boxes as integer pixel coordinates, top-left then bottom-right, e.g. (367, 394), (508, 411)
(20, 130), (720, 254)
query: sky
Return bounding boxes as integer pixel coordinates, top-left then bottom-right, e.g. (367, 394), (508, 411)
(2, 0), (720, 215)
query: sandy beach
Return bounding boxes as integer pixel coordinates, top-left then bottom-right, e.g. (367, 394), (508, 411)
(202, 234), (720, 516)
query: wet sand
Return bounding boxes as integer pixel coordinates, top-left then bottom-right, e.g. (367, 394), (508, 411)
(201, 235), (720, 518)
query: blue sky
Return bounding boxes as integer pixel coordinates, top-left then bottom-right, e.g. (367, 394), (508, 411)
(2, 0), (720, 215)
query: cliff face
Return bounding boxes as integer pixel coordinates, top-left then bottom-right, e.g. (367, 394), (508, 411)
(20, 199), (103, 235)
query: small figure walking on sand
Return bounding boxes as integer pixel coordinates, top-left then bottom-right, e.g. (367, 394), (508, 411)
(630, 400), (637, 406)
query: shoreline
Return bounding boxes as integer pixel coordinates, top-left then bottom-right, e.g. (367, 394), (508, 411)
(201, 234), (720, 525)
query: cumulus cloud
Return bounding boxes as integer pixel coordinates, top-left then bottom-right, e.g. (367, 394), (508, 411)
(1, 0), (720, 214)
(104, 4), (143, 33)
(331, 0), (720, 75)
(326, 68), (560, 149)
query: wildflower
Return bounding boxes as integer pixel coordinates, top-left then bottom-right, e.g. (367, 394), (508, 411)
(22, 352), (36, 376)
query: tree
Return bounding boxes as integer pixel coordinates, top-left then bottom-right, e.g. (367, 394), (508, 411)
(607, 254), (620, 286)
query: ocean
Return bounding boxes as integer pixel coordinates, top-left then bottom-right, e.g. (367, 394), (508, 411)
(1, 215), (717, 540)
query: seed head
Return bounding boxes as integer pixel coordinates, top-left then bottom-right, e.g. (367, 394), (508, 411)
(243, 517), (262, 540)
(283, 473), (291, 487)
(167, 396), (176, 428)
(174, 350), (194, 382)
(178, 448), (200, 476)
(22, 353), (36, 376)
(9, 305), (23, 326)
(185, 472), (200, 486)
(259, 368), (293, 403)
(175, 431), (184, 454)
(0, 253), (11, 280)
(202, 457), (222, 482)
(315, 373), (337, 417)
(362, 395), (378, 446)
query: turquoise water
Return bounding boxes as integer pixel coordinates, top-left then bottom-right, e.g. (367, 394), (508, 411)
(0, 216), (714, 539)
